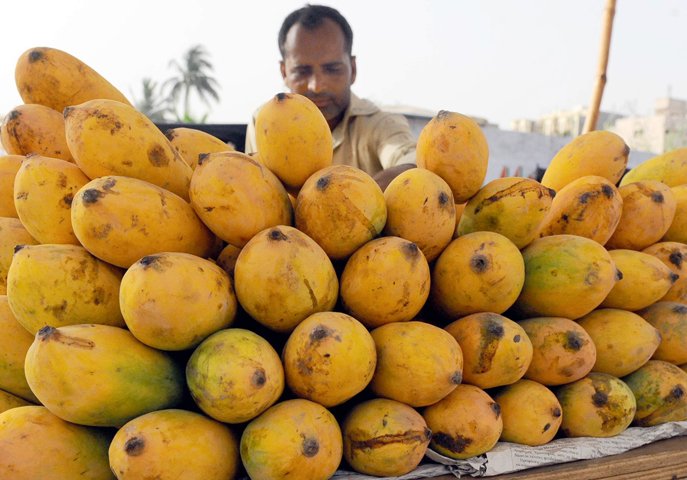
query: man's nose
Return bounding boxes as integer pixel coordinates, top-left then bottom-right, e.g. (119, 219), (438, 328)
(307, 72), (325, 94)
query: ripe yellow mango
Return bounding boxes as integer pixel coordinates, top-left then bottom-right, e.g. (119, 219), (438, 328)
(0, 218), (37, 294)
(537, 175), (622, 245)
(1, 104), (73, 161)
(282, 311), (376, 407)
(541, 130), (629, 192)
(13, 154), (90, 244)
(340, 236), (430, 328)
(120, 252), (237, 351)
(0, 296), (38, 403)
(606, 180), (676, 250)
(0, 389), (31, 414)
(383, 167), (456, 261)
(15, 46), (131, 112)
(636, 301), (687, 365)
(0, 155), (23, 218)
(0, 406), (114, 480)
(620, 147), (687, 187)
(459, 176), (555, 248)
(643, 241), (687, 303)
(431, 231), (525, 318)
(7, 244), (124, 334)
(296, 164), (387, 260)
(423, 384), (502, 459)
(663, 184), (687, 243)
(416, 110), (489, 203)
(556, 372), (636, 437)
(64, 99), (192, 200)
(342, 398), (431, 477)
(370, 321), (463, 407)
(186, 328), (284, 424)
(24, 324), (184, 427)
(240, 399), (342, 480)
(109, 409), (239, 480)
(189, 151), (292, 248)
(234, 225), (338, 332)
(71, 176), (215, 268)
(255, 92), (333, 192)
(165, 127), (234, 170)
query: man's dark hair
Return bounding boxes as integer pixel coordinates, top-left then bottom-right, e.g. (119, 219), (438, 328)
(278, 4), (353, 58)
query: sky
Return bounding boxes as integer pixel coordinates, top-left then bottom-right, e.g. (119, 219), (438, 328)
(1, 0), (685, 130)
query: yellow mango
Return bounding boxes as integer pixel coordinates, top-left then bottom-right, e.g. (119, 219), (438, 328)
(383, 167), (456, 261)
(0, 296), (38, 403)
(445, 312), (533, 389)
(296, 164), (387, 260)
(71, 175), (215, 268)
(255, 92), (333, 192)
(514, 235), (618, 319)
(606, 180), (676, 250)
(340, 236), (430, 328)
(663, 184), (687, 243)
(342, 398), (431, 477)
(453, 202), (466, 238)
(0, 406), (114, 479)
(636, 301), (687, 365)
(431, 231), (525, 318)
(458, 176), (555, 248)
(602, 249), (677, 310)
(109, 409), (239, 480)
(165, 126), (234, 170)
(416, 110), (489, 202)
(0, 217), (37, 294)
(24, 324), (184, 427)
(623, 360), (687, 426)
(15, 46), (131, 112)
(189, 151), (292, 248)
(240, 399), (342, 480)
(13, 154), (89, 244)
(537, 175), (623, 245)
(370, 321), (463, 407)
(556, 372), (636, 437)
(0, 155), (23, 217)
(7, 244), (124, 334)
(0, 389), (31, 414)
(519, 316), (597, 386)
(186, 328), (284, 424)
(215, 243), (241, 277)
(423, 384), (502, 459)
(578, 308), (661, 377)
(643, 241), (687, 303)
(492, 379), (562, 446)
(1, 104), (73, 161)
(234, 225), (338, 332)
(282, 311), (376, 407)
(620, 147), (687, 187)
(120, 252), (237, 351)
(541, 130), (629, 192)
(64, 99), (192, 200)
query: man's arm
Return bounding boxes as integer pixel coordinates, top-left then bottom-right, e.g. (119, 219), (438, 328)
(372, 163), (416, 191)
(373, 112), (417, 190)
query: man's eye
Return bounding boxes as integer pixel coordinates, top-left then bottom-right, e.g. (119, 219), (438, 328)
(292, 68), (310, 77)
(325, 66), (343, 74)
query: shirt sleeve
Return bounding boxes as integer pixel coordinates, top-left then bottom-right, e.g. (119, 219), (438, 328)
(374, 113), (417, 169)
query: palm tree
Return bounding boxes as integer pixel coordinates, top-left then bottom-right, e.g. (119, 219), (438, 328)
(164, 45), (220, 123)
(133, 78), (174, 122)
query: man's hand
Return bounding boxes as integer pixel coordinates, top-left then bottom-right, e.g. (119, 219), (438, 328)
(372, 164), (416, 192)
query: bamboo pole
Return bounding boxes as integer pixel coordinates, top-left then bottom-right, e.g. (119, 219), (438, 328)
(582, 0), (617, 134)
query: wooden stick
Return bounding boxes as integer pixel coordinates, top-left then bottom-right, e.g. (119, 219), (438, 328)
(582, 0), (617, 134)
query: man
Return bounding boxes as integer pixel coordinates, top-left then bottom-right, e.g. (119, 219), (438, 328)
(245, 4), (415, 188)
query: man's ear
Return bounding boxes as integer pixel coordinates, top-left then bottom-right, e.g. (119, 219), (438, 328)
(280, 60), (287, 81)
(350, 55), (357, 85)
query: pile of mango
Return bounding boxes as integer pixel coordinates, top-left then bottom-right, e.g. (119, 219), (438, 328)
(0, 47), (686, 480)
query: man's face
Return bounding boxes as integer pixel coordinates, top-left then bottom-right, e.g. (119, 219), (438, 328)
(280, 18), (356, 130)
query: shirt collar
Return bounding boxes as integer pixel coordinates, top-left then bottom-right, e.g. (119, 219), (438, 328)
(331, 93), (379, 148)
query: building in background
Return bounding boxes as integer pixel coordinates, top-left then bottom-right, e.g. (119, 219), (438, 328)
(511, 97), (687, 155)
(610, 97), (687, 154)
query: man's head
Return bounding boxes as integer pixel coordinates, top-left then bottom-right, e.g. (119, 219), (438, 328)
(278, 4), (356, 130)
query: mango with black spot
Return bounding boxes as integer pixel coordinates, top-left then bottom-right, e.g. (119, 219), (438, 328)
(623, 360), (687, 426)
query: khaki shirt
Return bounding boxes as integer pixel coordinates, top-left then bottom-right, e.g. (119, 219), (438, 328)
(244, 93), (416, 176)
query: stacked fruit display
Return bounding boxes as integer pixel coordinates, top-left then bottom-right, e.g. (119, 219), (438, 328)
(0, 46), (686, 480)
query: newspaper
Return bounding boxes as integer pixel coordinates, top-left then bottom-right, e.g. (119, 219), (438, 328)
(331, 420), (687, 479)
